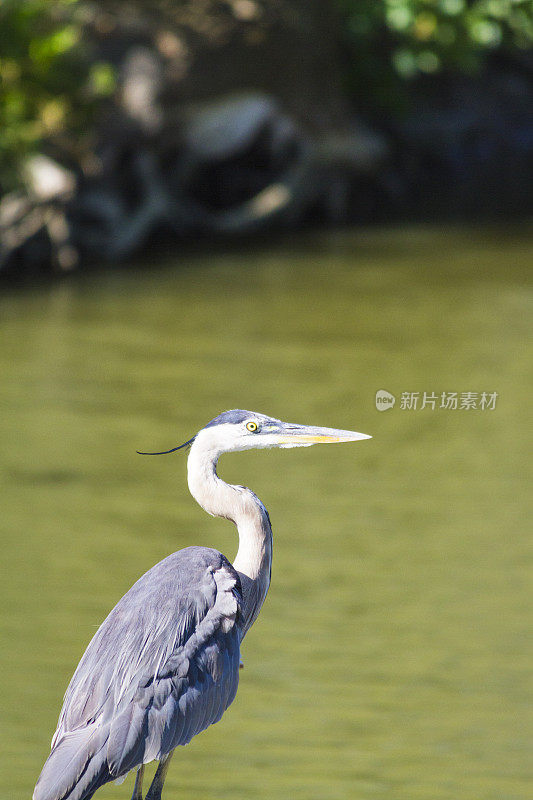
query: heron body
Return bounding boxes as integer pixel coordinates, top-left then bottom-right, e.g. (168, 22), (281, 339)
(34, 410), (370, 800)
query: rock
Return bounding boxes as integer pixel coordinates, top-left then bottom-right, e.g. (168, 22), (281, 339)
(23, 155), (76, 202)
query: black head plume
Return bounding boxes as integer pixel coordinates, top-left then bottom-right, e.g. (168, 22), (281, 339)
(136, 436), (195, 455)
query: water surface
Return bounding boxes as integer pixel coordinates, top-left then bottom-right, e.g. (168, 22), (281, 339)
(1, 225), (531, 800)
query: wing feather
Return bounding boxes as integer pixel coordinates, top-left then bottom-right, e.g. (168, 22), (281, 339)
(33, 725), (109, 800)
(107, 701), (147, 776)
(35, 547), (243, 800)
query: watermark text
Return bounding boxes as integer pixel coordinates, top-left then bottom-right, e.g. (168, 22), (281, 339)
(375, 390), (498, 411)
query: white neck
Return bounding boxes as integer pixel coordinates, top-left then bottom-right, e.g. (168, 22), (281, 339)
(187, 436), (273, 635)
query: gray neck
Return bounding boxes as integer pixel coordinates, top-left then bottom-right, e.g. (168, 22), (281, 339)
(187, 440), (273, 636)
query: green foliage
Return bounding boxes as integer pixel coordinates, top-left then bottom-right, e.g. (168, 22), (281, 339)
(337, 0), (533, 113)
(1, 1), (532, 192)
(0, 0), (115, 192)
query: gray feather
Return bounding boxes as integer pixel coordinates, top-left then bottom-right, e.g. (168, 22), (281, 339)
(33, 725), (109, 800)
(34, 547), (243, 800)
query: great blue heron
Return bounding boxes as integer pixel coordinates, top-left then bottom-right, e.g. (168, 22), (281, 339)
(33, 410), (370, 800)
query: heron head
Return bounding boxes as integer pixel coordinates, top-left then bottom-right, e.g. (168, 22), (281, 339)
(138, 409), (371, 457)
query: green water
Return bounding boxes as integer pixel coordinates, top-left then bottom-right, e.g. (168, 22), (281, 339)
(1, 226), (531, 800)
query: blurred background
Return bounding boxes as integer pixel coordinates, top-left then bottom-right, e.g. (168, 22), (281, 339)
(0, 2), (532, 800)
(1, 0), (533, 272)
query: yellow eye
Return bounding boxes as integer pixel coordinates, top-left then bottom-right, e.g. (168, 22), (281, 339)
(246, 421), (258, 432)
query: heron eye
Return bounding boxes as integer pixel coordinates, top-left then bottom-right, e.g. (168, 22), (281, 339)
(246, 421), (258, 432)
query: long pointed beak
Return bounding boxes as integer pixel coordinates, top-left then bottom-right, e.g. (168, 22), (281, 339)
(272, 424), (371, 448)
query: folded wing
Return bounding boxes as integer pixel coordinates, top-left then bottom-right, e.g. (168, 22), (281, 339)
(34, 547), (243, 800)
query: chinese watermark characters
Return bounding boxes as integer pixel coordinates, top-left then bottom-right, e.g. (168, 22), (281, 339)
(375, 390), (498, 411)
